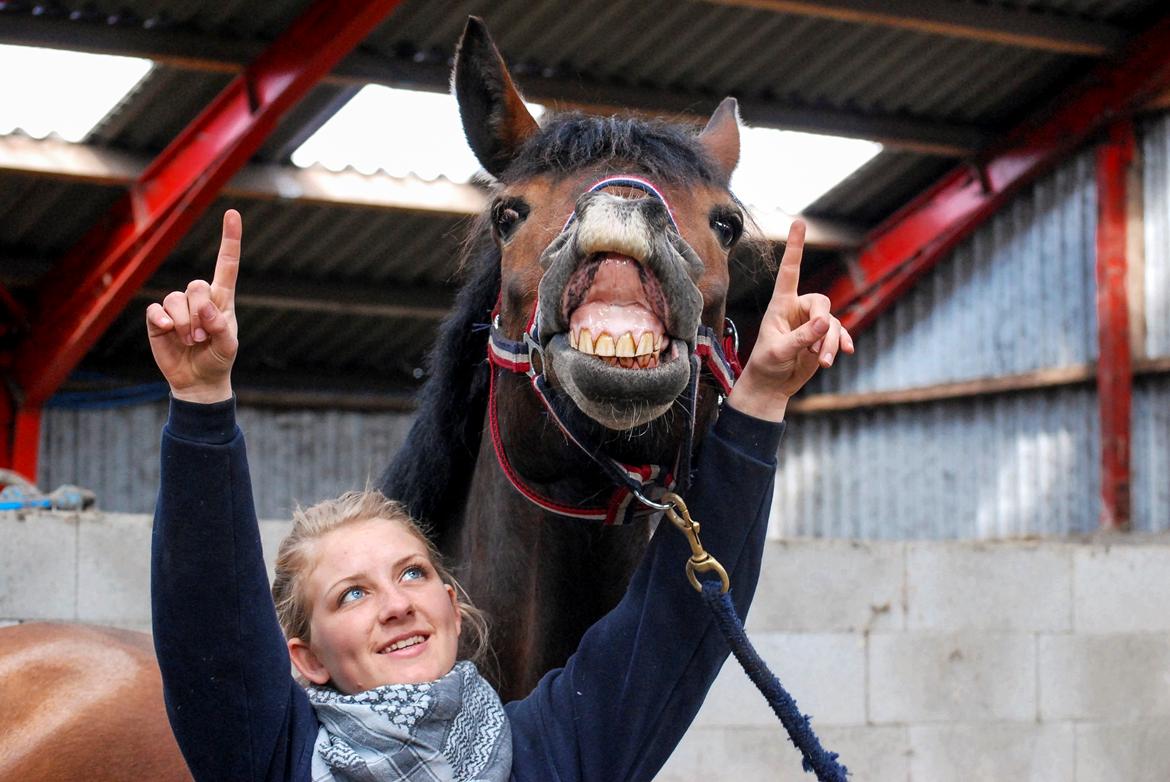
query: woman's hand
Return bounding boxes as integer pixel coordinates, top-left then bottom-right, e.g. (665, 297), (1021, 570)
(726, 220), (854, 422)
(145, 210), (242, 404)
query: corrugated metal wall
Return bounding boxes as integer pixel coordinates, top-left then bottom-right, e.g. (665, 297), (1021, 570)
(775, 152), (1106, 539)
(771, 388), (1100, 539)
(1142, 115), (1170, 360)
(812, 153), (1098, 395)
(1133, 377), (1170, 534)
(1134, 116), (1170, 533)
(37, 402), (415, 518)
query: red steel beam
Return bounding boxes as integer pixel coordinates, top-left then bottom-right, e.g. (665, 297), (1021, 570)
(825, 13), (1170, 334)
(1095, 122), (1134, 530)
(3, 0), (402, 470)
(10, 407), (42, 483)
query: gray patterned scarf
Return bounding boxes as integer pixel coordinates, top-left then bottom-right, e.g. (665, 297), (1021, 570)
(306, 661), (512, 782)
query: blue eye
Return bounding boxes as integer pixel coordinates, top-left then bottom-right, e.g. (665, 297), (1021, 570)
(401, 565), (426, 582)
(340, 586), (366, 605)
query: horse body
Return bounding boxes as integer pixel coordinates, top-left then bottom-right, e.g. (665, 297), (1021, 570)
(0, 622), (190, 781)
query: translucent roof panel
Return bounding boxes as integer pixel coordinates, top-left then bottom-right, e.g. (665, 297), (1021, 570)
(732, 126), (883, 215)
(0, 45), (153, 143)
(292, 84), (544, 182)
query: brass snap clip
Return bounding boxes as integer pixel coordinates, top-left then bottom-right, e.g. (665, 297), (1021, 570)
(659, 490), (730, 594)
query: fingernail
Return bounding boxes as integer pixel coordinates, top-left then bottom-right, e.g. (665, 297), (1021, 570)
(822, 353), (834, 366)
(193, 328), (207, 342)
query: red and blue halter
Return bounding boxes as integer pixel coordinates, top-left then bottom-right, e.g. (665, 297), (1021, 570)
(486, 175), (743, 524)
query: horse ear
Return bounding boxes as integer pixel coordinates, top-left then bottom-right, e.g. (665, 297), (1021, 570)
(453, 16), (540, 178)
(698, 97), (741, 184)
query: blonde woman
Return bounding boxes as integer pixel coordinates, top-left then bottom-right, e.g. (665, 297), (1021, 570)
(149, 210), (850, 781)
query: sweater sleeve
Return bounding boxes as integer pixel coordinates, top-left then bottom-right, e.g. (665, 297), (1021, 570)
(504, 404), (784, 782)
(151, 397), (318, 782)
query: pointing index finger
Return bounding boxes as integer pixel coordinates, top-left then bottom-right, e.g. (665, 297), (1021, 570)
(211, 209), (242, 304)
(772, 219), (806, 302)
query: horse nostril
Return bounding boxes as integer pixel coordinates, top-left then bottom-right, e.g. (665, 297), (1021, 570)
(637, 198), (670, 227)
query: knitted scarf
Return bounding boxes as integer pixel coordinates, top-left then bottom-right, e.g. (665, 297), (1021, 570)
(306, 661), (512, 782)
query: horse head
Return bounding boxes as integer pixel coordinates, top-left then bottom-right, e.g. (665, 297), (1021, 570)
(455, 17), (744, 459)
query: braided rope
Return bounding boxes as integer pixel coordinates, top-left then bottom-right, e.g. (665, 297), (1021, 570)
(699, 580), (850, 781)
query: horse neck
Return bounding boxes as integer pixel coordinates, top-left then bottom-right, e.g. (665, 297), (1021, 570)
(451, 388), (651, 699)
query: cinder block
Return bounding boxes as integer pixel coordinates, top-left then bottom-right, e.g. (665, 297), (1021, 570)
(1039, 633), (1170, 720)
(1074, 544), (1170, 632)
(749, 540), (904, 633)
(869, 632), (1036, 723)
(694, 633), (866, 727)
(909, 722), (1074, 781)
(1076, 719), (1170, 782)
(907, 542), (1071, 632)
(655, 725), (717, 781)
(77, 513), (153, 625)
(658, 725), (909, 782)
(0, 513), (78, 620)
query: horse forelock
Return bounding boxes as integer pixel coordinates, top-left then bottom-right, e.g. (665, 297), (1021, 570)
(499, 112), (725, 188)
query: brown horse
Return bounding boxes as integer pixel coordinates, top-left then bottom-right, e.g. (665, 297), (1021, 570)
(379, 17), (746, 700)
(0, 623), (188, 780)
(0, 15), (749, 777)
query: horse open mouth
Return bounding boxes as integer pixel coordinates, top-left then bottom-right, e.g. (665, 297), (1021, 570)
(561, 252), (678, 371)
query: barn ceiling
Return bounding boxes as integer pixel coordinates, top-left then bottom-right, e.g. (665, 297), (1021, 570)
(0, 0), (1165, 404)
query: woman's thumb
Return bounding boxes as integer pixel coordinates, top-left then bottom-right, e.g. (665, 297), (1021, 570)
(199, 301), (226, 335)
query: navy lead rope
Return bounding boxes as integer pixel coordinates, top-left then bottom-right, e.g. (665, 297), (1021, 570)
(662, 491), (848, 780)
(699, 580), (849, 780)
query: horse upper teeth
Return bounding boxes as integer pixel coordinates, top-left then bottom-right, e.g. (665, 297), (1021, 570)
(616, 333), (636, 357)
(595, 333), (616, 356)
(638, 333), (654, 356)
(579, 329), (594, 354)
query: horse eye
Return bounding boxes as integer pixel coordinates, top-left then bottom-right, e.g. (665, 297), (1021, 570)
(492, 199), (529, 241)
(710, 211), (743, 249)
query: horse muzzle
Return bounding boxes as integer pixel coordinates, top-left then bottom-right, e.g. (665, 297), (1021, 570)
(535, 190), (705, 430)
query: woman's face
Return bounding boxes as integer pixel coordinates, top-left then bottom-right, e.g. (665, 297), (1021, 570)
(288, 518), (462, 693)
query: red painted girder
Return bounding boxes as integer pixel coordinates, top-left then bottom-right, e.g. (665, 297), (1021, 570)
(12, 0), (403, 407)
(1095, 123), (1134, 530)
(827, 13), (1170, 333)
(10, 407), (41, 483)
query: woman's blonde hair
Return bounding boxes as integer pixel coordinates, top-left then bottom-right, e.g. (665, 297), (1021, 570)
(270, 490), (490, 669)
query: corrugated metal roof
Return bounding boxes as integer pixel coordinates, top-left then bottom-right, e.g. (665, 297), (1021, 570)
(1, 0), (1165, 399)
(803, 150), (955, 223)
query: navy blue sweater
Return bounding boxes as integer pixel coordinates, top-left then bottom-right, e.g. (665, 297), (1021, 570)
(152, 398), (782, 781)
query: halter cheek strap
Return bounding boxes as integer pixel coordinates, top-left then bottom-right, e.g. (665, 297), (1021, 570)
(485, 174), (743, 525)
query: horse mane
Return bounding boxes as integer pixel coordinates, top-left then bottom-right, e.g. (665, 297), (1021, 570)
(378, 218), (498, 540)
(501, 112), (723, 186)
(380, 111), (724, 544)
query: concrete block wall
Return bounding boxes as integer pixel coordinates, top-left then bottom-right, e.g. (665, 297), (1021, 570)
(660, 538), (1170, 782)
(3, 512), (1169, 780)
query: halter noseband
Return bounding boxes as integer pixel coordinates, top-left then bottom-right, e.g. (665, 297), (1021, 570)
(486, 175), (743, 525)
